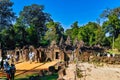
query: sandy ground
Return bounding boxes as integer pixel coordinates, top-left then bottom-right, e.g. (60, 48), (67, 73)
(63, 62), (120, 80)
(0, 60), (59, 78)
(1, 61), (120, 80)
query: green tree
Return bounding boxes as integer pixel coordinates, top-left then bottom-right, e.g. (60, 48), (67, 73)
(78, 22), (102, 46)
(26, 25), (38, 46)
(13, 17), (27, 47)
(71, 21), (79, 40)
(0, 0), (16, 49)
(45, 21), (64, 44)
(0, 0), (16, 30)
(65, 22), (104, 46)
(65, 21), (79, 41)
(0, 27), (15, 49)
(101, 9), (120, 49)
(19, 4), (52, 45)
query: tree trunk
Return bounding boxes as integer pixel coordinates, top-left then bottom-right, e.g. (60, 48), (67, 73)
(112, 35), (114, 50)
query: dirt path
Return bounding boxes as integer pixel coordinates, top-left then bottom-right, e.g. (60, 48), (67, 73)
(63, 62), (120, 80)
(80, 63), (120, 80)
(0, 60), (59, 78)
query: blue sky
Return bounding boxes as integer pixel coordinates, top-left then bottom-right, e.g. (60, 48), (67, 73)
(11, 0), (120, 29)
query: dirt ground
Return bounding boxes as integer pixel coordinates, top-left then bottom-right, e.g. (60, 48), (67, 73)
(63, 62), (120, 80)
(1, 61), (120, 80)
(0, 60), (59, 78)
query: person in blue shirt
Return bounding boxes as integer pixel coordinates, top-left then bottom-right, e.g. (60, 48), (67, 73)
(5, 63), (11, 80)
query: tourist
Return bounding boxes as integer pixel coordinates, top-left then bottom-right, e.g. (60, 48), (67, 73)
(7, 54), (11, 60)
(3, 59), (9, 71)
(29, 52), (32, 63)
(10, 64), (16, 80)
(15, 55), (19, 63)
(29, 51), (35, 64)
(0, 57), (2, 70)
(0, 58), (4, 71)
(5, 63), (11, 80)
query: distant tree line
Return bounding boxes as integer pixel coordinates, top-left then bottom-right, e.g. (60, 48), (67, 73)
(0, 0), (120, 50)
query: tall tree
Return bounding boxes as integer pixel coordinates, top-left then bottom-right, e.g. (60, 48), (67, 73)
(45, 21), (64, 44)
(26, 25), (38, 46)
(71, 21), (79, 29)
(0, 0), (16, 49)
(78, 22), (101, 46)
(13, 17), (27, 47)
(65, 21), (79, 41)
(71, 21), (79, 40)
(101, 8), (120, 49)
(0, 0), (16, 30)
(19, 4), (52, 45)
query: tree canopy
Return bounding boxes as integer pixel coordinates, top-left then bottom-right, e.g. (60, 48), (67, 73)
(19, 4), (52, 46)
(0, 0), (16, 30)
(1, 0), (120, 50)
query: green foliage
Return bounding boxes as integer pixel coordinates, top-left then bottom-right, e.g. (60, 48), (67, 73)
(66, 21), (79, 41)
(102, 13), (120, 38)
(19, 4), (52, 45)
(0, 0), (16, 30)
(85, 22), (103, 46)
(40, 73), (58, 80)
(66, 21), (104, 46)
(114, 35), (120, 50)
(101, 8), (120, 48)
(101, 37), (112, 47)
(45, 21), (64, 44)
(1, 1), (120, 50)
(0, 28), (15, 49)
(13, 17), (28, 47)
(25, 25), (38, 46)
(0, 0), (16, 49)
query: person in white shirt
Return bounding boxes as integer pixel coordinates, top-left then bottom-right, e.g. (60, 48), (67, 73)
(0, 57), (3, 70)
(29, 52), (35, 64)
(7, 54), (11, 60)
(0, 57), (2, 62)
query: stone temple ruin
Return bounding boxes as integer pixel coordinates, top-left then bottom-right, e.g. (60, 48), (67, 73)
(49, 40), (64, 61)
(1, 35), (120, 66)
(1, 36), (120, 80)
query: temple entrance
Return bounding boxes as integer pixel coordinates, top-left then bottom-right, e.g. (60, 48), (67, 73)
(16, 51), (20, 57)
(15, 51), (20, 62)
(41, 51), (46, 62)
(55, 52), (59, 59)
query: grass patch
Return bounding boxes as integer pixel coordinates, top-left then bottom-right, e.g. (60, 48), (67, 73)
(15, 77), (28, 80)
(15, 73), (58, 80)
(40, 73), (58, 80)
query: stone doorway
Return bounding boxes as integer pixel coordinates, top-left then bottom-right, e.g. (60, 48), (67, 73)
(55, 52), (60, 59)
(16, 51), (20, 61)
